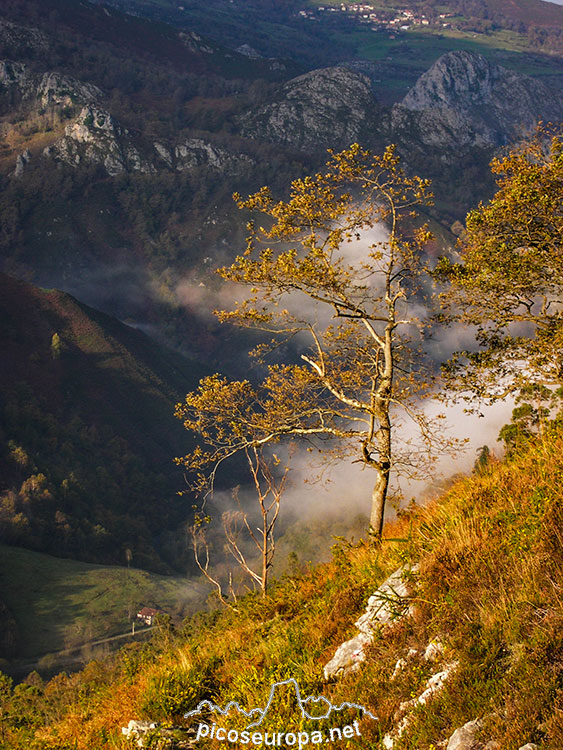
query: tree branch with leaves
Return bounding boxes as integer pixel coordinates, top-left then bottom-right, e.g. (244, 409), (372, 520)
(176, 143), (456, 541)
(437, 131), (563, 403)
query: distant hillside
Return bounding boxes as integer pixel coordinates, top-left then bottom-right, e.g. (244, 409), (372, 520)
(449, 0), (563, 29)
(0, 544), (206, 664)
(0, 0), (300, 81)
(0, 0), (561, 346)
(0, 273), (208, 572)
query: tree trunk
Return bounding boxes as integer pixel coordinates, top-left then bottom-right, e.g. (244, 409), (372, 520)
(370, 411), (391, 539)
(262, 525), (267, 599)
(369, 465), (390, 539)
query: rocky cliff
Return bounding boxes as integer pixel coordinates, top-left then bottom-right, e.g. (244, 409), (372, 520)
(238, 66), (377, 152)
(236, 51), (561, 158)
(392, 50), (563, 150)
(1, 61), (255, 177)
(0, 60), (101, 108)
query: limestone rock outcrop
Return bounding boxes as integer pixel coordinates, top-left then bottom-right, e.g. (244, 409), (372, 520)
(36, 72), (102, 109)
(0, 60), (101, 108)
(0, 60), (34, 96)
(446, 719), (484, 750)
(172, 138), (253, 173)
(43, 105), (154, 176)
(239, 66), (376, 151)
(392, 50), (563, 150)
(323, 566), (416, 680)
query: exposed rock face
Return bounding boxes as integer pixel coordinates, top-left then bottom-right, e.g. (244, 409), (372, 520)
(0, 60), (101, 108)
(14, 149), (31, 178)
(239, 67), (376, 151)
(323, 566), (416, 679)
(44, 105), (154, 176)
(122, 720), (157, 748)
(153, 138), (253, 174)
(36, 72), (102, 108)
(236, 43), (262, 59)
(178, 30), (214, 54)
(121, 720), (197, 748)
(45, 110), (251, 176)
(384, 660), (459, 747)
(393, 50), (563, 150)
(173, 137), (253, 173)
(0, 60), (34, 94)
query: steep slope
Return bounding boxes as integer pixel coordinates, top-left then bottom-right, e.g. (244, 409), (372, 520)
(0, 273), (208, 571)
(3, 426), (563, 748)
(0, 0), (297, 81)
(238, 67), (378, 152)
(392, 49), (563, 150)
(72, 0), (344, 68)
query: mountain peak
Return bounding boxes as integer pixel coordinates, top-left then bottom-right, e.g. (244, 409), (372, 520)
(394, 49), (563, 149)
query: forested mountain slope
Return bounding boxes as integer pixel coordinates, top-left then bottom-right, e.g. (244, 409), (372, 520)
(0, 273), (208, 572)
(0, 0), (561, 357)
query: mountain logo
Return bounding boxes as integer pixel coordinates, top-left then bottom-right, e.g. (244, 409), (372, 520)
(184, 676), (377, 729)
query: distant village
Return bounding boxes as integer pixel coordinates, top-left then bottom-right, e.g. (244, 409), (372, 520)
(297, 4), (456, 32)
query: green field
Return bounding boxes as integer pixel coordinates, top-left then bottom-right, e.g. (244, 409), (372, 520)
(327, 26), (563, 100)
(0, 545), (206, 660)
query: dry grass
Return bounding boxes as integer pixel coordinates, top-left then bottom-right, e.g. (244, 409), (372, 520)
(4, 428), (563, 748)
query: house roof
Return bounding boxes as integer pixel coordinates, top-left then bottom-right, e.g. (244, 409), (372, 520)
(138, 607), (160, 617)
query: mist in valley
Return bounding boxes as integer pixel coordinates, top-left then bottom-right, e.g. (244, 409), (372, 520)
(169, 219), (517, 591)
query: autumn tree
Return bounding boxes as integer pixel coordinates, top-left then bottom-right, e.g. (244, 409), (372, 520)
(437, 132), (563, 403)
(190, 445), (290, 600)
(176, 144), (452, 540)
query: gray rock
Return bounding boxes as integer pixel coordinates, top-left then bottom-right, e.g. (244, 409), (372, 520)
(154, 142), (173, 166)
(393, 50), (563, 150)
(44, 106), (152, 175)
(385, 661), (458, 747)
(0, 60), (33, 93)
(122, 720), (157, 748)
(400, 662), (458, 713)
(517, 745), (539, 750)
(178, 31), (214, 54)
(356, 566), (416, 635)
(323, 631), (371, 678)
(236, 43), (262, 59)
(1, 62), (102, 113)
(323, 566), (416, 679)
(424, 638), (444, 661)
(239, 66), (375, 151)
(36, 72), (101, 108)
(391, 656), (408, 680)
(446, 719), (483, 750)
(174, 138), (252, 173)
(122, 720), (197, 749)
(14, 149), (31, 178)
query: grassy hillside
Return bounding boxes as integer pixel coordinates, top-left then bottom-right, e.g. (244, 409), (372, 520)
(0, 273), (209, 571)
(86, 0), (563, 103)
(0, 544), (206, 661)
(2, 425), (563, 748)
